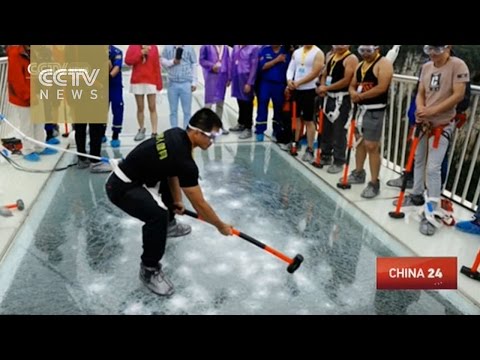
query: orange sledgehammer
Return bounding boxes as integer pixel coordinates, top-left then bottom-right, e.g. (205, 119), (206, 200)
(0, 199), (25, 217)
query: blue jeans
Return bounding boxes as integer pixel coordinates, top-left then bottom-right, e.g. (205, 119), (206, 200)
(167, 81), (192, 128)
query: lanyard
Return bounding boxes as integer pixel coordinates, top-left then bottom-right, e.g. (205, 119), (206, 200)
(329, 50), (351, 76)
(234, 45), (247, 65)
(215, 45), (224, 62)
(360, 53), (380, 82)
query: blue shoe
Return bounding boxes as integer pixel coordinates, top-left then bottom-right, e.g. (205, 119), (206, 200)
(38, 148), (58, 155)
(256, 133), (264, 142)
(456, 219), (480, 235)
(110, 139), (121, 148)
(24, 152), (41, 162)
(46, 137), (60, 145)
(102, 136), (107, 143)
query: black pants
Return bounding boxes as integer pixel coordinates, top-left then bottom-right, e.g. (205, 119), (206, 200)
(237, 99), (254, 129)
(105, 173), (174, 267)
(320, 96), (351, 165)
(74, 123), (106, 163)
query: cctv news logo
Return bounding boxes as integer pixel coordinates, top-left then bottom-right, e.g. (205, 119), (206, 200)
(28, 63), (100, 100)
(30, 45), (108, 124)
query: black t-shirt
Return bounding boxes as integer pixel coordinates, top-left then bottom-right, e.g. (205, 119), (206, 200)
(119, 128), (199, 188)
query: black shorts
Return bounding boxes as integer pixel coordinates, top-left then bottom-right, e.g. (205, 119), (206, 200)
(294, 89), (317, 121)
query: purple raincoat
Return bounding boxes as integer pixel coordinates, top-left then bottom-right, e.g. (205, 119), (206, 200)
(199, 45), (231, 104)
(230, 45), (259, 101)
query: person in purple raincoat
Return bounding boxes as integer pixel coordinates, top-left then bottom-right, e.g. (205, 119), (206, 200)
(199, 45), (231, 135)
(229, 45), (259, 139)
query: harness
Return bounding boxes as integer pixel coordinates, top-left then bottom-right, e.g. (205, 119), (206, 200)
(418, 120), (456, 227)
(325, 91), (349, 123)
(344, 103), (387, 138)
(424, 120), (454, 149)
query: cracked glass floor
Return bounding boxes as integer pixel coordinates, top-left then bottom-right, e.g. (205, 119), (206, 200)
(0, 143), (476, 314)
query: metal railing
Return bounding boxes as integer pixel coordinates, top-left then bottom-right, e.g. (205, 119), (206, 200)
(0, 57), (11, 139)
(1, 56), (478, 211)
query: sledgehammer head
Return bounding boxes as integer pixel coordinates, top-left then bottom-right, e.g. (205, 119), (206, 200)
(16, 199), (25, 211)
(460, 266), (480, 281)
(287, 254), (304, 274)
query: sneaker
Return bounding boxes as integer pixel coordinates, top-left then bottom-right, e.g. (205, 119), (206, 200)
(46, 137), (60, 145)
(167, 219), (192, 238)
(278, 143), (289, 151)
(24, 152), (41, 162)
(419, 214), (436, 236)
(239, 129), (253, 139)
(320, 156), (333, 166)
(221, 127), (229, 135)
(134, 128), (146, 141)
(77, 158), (91, 169)
(455, 219), (480, 235)
(230, 124), (245, 132)
(37, 147), (58, 155)
(139, 262), (174, 296)
(110, 139), (121, 148)
(327, 163), (344, 174)
(89, 161), (112, 173)
(387, 174), (413, 189)
(151, 133), (158, 139)
(392, 193), (425, 207)
(339, 169), (366, 185)
(361, 181), (380, 199)
(302, 149), (314, 162)
(256, 133), (264, 142)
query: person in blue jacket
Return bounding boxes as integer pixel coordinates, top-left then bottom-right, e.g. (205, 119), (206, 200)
(254, 45), (290, 142)
(106, 45), (124, 148)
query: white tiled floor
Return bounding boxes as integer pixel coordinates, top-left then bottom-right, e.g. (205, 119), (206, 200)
(1, 62), (479, 311)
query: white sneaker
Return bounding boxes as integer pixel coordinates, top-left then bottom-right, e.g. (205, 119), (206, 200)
(134, 128), (146, 141)
(167, 219), (192, 238)
(139, 262), (174, 296)
(90, 162), (112, 173)
(239, 129), (253, 139)
(301, 150), (314, 162)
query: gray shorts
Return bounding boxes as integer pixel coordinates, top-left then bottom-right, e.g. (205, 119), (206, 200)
(361, 109), (385, 142)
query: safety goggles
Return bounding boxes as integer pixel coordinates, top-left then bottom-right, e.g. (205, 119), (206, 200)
(358, 45), (378, 55)
(423, 45), (448, 56)
(188, 124), (222, 141)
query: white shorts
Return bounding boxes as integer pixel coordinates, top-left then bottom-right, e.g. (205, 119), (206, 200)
(129, 84), (158, 95)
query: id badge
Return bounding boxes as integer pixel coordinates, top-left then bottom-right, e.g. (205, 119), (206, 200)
(326, 76), (333, 86)
(298, 66), (306, 76)
(357, 85), (363, 93)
